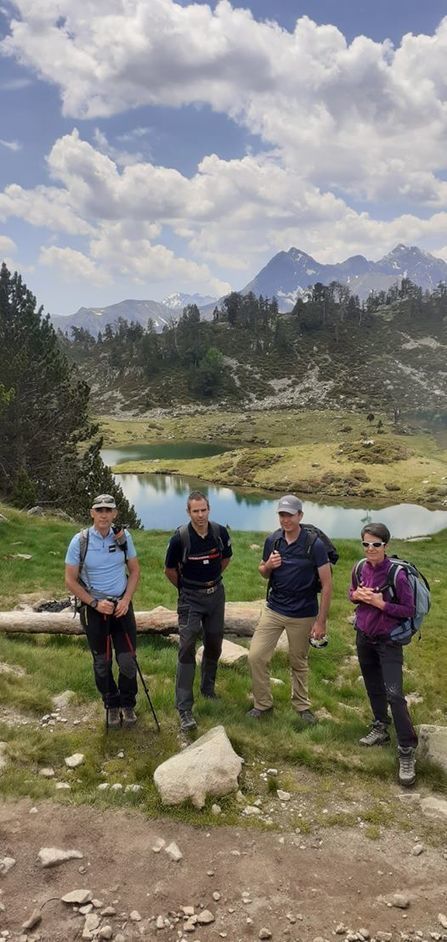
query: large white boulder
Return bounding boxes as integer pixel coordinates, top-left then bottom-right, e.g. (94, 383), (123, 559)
(154, 725), (242, 809)
(418, 725), (447, 774)
(196, 638), (248, 666)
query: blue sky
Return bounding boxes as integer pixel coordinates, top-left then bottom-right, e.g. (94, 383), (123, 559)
(1, 0), (447, 315)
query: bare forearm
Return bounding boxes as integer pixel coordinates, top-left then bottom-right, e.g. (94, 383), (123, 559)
(165, 567), (179, 588)
(317, 583), (332, 624)
(65, 573), (95, 606)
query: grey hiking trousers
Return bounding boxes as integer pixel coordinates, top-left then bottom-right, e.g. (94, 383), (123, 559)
(175, 582), (225, 712)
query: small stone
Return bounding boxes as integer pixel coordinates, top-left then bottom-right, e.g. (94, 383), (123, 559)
(64, 753), (85, 769)
(358, 930), (369, 940)
(181, 907), (195, 916)
(243, 806), (261, 816)
(335, 926), (346, 935)
(101, 906), (117, 917)
(277, 790), (291, 801)
(62, 890), (93, 905)
(0, 857), (16, 875)
(165, 841), (182, 861)
(211, 804), (221, 815)
(98, 928), (113, 941)
(438, 915), (447, 931)
(213, 891), (221, 901)
(259, 930), (272, 940)
(152, 838), (166, 853)
(197, 910), (215, 925)
(55, 782), (71, 790)
(130, 910), (142, 921)
(97, 783), (109, 791)
(83, 913), (100, 938)
(79, 903), (93, 914)
(266, 768), (278, 776)
(29, 807), (38, 814)
(412, 844), (424, 856)
(376, 933), (392, 941)
(207, 870), (215, 876)
(39, 766), (55, 778)
(39, 847), (83, 867)
(390, 893), (410, 909)
(156, 915), (164, 929)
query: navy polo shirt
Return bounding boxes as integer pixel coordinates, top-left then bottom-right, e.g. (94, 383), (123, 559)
(264, 528), (328, 618)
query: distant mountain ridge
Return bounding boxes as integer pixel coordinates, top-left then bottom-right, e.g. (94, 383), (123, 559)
(51, 244), (447, 334)
(242, 244), (447, 310)
(51, 293), (217, 337)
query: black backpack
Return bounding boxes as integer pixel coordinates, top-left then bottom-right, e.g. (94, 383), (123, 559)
(266, 524), (338, 599)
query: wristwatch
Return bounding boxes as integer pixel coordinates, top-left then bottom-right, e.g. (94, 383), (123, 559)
(90, 598), (99, 609)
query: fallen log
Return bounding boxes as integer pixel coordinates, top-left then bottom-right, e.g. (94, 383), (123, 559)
(0, 601), (263, 637)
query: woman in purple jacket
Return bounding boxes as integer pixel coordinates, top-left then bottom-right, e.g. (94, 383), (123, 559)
(349, 522), (418, 787)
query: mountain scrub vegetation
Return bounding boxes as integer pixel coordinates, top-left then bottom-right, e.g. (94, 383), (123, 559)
(59, 280), (447, 416)
(0, 264), (139, 524)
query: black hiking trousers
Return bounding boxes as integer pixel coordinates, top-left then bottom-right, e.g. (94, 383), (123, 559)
(175, 582), (225, 712)
(356, 630), (418, 749)
(80, 603), (138, 709)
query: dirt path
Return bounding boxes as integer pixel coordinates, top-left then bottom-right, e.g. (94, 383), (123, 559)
(1, 799), (447, 942)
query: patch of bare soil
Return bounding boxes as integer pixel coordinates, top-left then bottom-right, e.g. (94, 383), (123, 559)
(1, 800), (447, 942)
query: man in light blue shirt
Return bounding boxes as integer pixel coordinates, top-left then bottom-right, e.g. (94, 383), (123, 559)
(65, 493), (140, 728)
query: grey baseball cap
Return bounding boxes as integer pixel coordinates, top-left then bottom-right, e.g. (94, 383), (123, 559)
(91, 494), (116, 509)
(277, 494), (303, 514)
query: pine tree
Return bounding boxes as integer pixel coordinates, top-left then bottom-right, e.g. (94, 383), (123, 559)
(0, 264), (140, 525)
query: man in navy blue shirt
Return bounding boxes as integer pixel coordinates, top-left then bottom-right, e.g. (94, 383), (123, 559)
(165, 491), (232, 733)
(248, 495), (332, 724)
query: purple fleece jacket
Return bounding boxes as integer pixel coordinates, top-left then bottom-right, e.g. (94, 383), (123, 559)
(349, 556), (415, 641)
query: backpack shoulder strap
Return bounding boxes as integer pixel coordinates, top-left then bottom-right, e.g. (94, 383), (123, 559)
(265, 529), (283, 600)
(353, 558), (366, 586)
(300, 526), (324, 569)
(79, 528), (90, 570)
(176, 524), (191, 566)
(271, 527), (283, 552)
(209, 521), (224, 553)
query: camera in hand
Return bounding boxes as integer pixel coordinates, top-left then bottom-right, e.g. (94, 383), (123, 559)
(309, 635), (329, 649)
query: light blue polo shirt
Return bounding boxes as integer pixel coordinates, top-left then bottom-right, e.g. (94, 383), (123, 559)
(65, 526), (137, 599)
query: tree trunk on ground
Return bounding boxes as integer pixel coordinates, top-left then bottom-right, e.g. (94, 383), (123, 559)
(0, 601), (263, 637)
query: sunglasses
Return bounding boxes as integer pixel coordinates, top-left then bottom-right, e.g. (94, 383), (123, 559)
(93, 507), (114, 513)
(362, 540), (385, 548)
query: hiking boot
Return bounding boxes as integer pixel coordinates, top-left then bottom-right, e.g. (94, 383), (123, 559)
(359, 720), (391, 747)
(202, 690), (219, 700)
(179, 710), (197, 732)
(107, 707), (121, 729)
(297, 709), (317, 726)
(246, 707), (274, 719)
(122, 707), (137, 727)
(398, 746), (416, 787)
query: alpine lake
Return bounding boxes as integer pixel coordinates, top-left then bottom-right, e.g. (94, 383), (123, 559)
(102, 442), (447, 538)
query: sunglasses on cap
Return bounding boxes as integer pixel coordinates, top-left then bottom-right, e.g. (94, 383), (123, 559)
(362, 540), (386, 548)
(93, 506), (114, 513)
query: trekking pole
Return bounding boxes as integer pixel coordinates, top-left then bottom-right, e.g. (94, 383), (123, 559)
(104, 615), (112, 734)
(123, 631), (160, 732)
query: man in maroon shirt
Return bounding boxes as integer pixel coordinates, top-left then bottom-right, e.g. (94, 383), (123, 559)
(350, 522), (418, 787)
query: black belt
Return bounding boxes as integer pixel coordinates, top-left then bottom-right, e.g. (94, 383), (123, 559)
(181, 580), (222, 595)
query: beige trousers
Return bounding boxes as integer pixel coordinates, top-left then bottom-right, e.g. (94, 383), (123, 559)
(248, 605), (314, 712)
